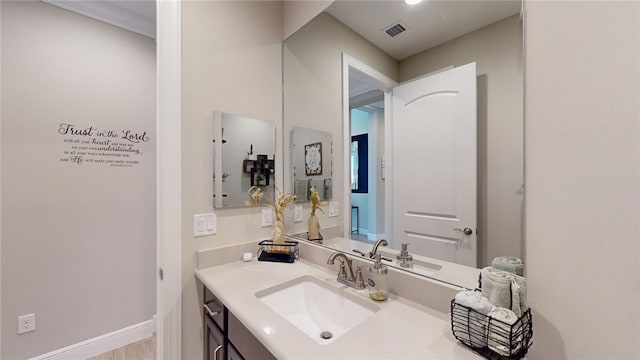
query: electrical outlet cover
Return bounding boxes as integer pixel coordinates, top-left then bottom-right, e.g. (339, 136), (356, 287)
(261, 208), (273, 227)
(329, 202), (339, 217)
(18, 313), (35, 334)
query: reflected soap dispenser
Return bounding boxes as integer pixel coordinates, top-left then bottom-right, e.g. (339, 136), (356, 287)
(368, 254), (389, 301)
(397, 243), (414, 269)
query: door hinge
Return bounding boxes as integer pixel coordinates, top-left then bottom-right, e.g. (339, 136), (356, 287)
(159, 267), (164, 281)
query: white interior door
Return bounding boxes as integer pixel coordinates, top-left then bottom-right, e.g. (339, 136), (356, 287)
(391, 63), (477, 267)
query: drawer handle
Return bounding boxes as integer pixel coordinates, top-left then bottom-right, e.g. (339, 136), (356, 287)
(204, 303), (220, 318)
(214, 344), (222, 360)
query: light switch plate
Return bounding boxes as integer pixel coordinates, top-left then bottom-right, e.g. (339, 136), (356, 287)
(294, 205), (303, 222)
(193, 213), (216, 236)
(328, 202), (339, 217)
(261, 208), (273, 227)
(206, 214), (216, 232)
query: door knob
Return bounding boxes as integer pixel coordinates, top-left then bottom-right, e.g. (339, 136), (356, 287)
(454, 227), (473, 235)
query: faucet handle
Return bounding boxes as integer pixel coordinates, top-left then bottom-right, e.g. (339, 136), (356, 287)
(338, 262), (348, 279)
(354, 266), (366, 290)
(352, 249), (366, 257)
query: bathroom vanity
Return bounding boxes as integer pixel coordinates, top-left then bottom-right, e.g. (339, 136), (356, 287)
(203, 287), (276, 360)
(195, 241), (483, 360)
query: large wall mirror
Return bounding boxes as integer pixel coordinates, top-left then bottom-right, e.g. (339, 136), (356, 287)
(213, 111), (276, 208)
(283, 0), (523, 288)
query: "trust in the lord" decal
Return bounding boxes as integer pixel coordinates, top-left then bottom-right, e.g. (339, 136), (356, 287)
(58, 123), (150, 167)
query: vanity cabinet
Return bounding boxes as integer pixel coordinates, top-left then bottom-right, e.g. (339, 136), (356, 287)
(203, 288), (225, 360)
(204, 314), (225, 360)
(203, 286), (276, 360)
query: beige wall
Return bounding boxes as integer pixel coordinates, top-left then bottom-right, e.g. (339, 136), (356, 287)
(282, 0), (334, 40)
(1, 2), (156, 359)
(525, 1), (639, 358)
(282, 13), (397, 235)
(399, 15), (524, 268)
(181, 1), (283, 359)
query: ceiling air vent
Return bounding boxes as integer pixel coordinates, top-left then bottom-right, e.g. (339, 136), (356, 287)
(384, 22), (408, 38)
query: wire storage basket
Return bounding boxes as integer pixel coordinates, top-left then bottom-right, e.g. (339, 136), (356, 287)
(257, 240), (299, 263)
(451, 300), (532, 359)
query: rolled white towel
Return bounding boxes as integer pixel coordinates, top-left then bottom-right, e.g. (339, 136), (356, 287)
(487, 307), (521, 356)
(454, 290), (495, 315)
(480, 267), (527, 317)
(514, 274), (527, 314)
(453, 290), (495, 348)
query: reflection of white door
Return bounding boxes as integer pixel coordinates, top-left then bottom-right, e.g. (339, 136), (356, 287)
(391, 63), (477, 267)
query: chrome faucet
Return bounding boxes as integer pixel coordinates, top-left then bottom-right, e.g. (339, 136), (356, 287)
(351, 239), (391, 261)
(327, 252), (365, 290)
(370, 239), (388, 258)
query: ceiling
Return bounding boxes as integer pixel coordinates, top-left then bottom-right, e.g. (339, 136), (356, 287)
(43, 0), (156, 39)
(42, 1), (520, 57)
(327, 0), (521, 61)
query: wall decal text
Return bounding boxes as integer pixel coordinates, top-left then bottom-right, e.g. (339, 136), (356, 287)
(58, 123), (150, 168)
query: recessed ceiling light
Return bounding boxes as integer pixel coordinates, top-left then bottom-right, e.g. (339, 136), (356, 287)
(405, 0), (423, 5)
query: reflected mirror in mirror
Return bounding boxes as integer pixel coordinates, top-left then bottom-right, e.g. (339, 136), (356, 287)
(291, 126), (333, 202)
(283, 0), (523, 288)
(213, 111), (276, 208)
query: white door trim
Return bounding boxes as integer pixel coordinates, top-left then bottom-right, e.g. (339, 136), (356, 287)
(0, 2), (3, 356)
(156, 1), (182, 359)
(341, 53), (397, 239)
(383, 91), (392, 245)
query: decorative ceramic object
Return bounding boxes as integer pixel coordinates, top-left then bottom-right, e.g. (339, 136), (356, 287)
(308, 186), (324, 240)
(246, 186), (264, 206)
(272, 217), (286, 245)
(266, 188), (296, 244)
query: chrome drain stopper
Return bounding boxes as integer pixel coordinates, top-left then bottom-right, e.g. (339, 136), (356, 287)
(320, 331), (333, 340)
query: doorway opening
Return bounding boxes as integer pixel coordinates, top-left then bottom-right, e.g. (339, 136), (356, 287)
(346, 61), (394, 244)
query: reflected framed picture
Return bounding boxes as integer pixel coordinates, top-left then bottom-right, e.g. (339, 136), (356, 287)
(304, 142), (323, 176)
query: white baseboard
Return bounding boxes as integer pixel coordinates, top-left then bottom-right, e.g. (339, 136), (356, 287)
(30, 318), (156, 360)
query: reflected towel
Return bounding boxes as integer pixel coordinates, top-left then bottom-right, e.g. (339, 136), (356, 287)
(453, 290), (495, 347)
(488, 307), (520, 356)
(480, 267), (527, 317)
(492, 256), (524, 276)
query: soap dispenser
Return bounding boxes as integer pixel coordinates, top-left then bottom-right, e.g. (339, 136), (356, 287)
(396, 243), (414, 269)
(368, 254), (389, 301)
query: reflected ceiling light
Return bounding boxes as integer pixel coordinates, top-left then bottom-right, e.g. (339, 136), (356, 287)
(405, 0), (423, 5)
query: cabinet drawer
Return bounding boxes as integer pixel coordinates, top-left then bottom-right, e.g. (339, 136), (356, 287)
(204, 315), (225, 360)
(228, 311), (276, 360)
(204, 287), (225, 330)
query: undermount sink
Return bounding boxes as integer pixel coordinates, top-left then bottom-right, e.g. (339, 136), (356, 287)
(378, 250), (442, 277)
(255, 275), (378, 344)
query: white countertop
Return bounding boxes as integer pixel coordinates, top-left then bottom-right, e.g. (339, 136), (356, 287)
(196, 258), (481, 360)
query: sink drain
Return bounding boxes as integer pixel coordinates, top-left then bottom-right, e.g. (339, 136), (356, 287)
(320, 331), (333, 340)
